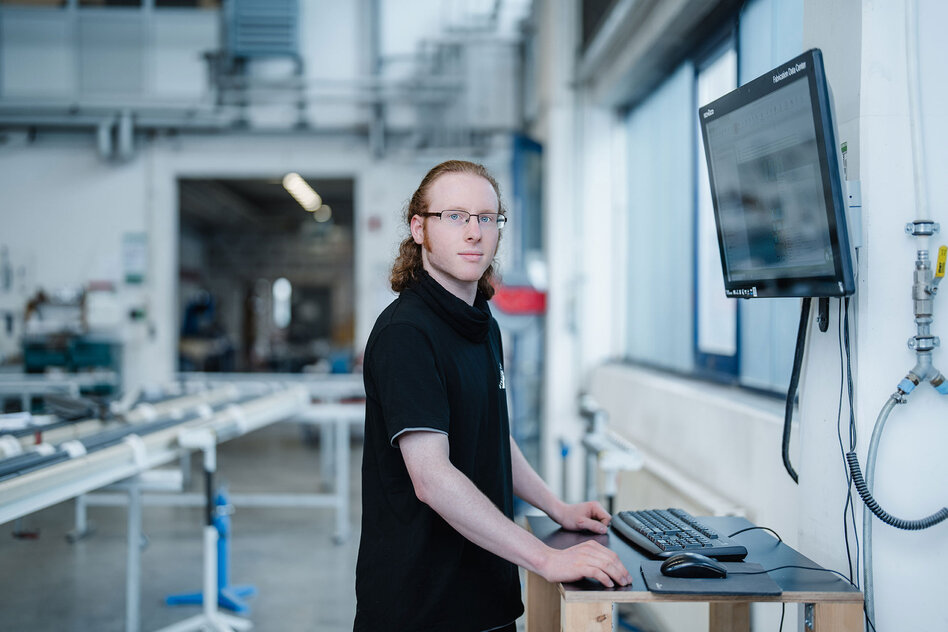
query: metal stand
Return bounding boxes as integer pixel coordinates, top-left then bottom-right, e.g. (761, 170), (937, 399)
(127, 476), (143, 632)
(66, 493), (95, 542)
(294, 405), (357, 543)
(579, 396), (643, 510)
(102, 468), (183, 632)
(166, 488), (256, 614)
(156, 429), (251, 632)
(78, 405), (359, 545)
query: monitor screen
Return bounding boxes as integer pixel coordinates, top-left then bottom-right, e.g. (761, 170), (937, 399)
(698, 49), (855, 298)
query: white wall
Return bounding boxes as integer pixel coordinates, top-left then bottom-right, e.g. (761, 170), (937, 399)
(798, 2), (948, 631)
(0, 135), (154, 379)
(553, 1), (947, 631)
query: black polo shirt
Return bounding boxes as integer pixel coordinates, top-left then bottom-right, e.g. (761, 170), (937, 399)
(354, 271), (523, 632)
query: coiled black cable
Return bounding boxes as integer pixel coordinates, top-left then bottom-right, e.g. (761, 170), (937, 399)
(845, 451), (948, 530)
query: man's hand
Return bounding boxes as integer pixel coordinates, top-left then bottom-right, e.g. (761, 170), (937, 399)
(538, 540), (632, 587)
(552, 501), (612, 535)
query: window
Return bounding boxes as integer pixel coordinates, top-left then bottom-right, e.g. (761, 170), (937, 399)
(694, 39), (738, 378)
(625, 63), (696, 374)
(272, 277), (292, 329)
(624, 0), (804, 394)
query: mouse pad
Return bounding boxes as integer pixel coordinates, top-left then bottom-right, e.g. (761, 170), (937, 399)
(640, 561), (782, 596)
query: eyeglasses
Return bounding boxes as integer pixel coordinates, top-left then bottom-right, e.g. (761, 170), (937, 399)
(420, 210), (507, 229)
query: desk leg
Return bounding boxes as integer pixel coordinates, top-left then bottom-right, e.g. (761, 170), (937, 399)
(561, 601), (611, 632)
(525, 571), (560, 632)
(709, 602), (750, 632)
(812, 602), (864, 631)
(334, 416), (350, 543)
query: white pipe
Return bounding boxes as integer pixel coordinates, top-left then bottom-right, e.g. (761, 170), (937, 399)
(203, 525), (217, 620)
(116, 109), (134, 162)
(97, 116), (115, 161)
(905, 0), (928, 220)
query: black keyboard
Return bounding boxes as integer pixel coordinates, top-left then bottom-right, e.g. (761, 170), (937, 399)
(610, 508), (748, 560)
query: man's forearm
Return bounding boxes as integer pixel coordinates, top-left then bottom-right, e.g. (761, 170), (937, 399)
(400, 431), (630, 587)
(416, 458), (552, 576)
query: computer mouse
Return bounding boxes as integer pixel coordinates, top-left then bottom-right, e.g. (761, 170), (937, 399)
(659, 552), (728, 578)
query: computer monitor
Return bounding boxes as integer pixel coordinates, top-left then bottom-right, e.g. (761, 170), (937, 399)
(698, 48), (855, 298)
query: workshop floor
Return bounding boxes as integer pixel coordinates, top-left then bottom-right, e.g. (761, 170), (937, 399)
(0, 422), (364, 632)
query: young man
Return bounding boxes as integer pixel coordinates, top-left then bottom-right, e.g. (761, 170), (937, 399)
(354, 161), (630, 632)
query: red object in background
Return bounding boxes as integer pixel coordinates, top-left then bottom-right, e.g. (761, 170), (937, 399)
(87, 280), (115, 292)
(492, 285), (546, 315)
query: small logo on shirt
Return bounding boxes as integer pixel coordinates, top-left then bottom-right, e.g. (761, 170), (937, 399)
(498, 364), (506, 390)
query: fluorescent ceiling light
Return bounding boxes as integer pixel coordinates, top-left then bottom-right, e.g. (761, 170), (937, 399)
(282, 172), (322, 212)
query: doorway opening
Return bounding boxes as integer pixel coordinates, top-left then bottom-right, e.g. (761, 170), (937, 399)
(177, 176), (356, 373)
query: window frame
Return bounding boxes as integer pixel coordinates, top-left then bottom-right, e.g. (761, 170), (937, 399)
(692, 27), (741, 382)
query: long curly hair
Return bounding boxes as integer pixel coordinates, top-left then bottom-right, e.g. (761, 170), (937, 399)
(390, 160), (504, 298)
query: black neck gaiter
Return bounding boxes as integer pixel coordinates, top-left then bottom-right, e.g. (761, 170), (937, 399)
(407, 269), (491, 343)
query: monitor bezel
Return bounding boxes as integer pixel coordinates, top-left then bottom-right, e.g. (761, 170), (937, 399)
(698, 48), (855, 299)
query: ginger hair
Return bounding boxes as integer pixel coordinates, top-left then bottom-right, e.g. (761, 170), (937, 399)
(389, 160), (504, 298)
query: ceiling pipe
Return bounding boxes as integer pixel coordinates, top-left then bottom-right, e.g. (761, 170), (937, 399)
(96, 115), (117, 162)
(115, 109), (134, 163)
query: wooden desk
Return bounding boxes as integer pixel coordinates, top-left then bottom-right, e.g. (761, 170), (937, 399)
(526, 515), (863, 632)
